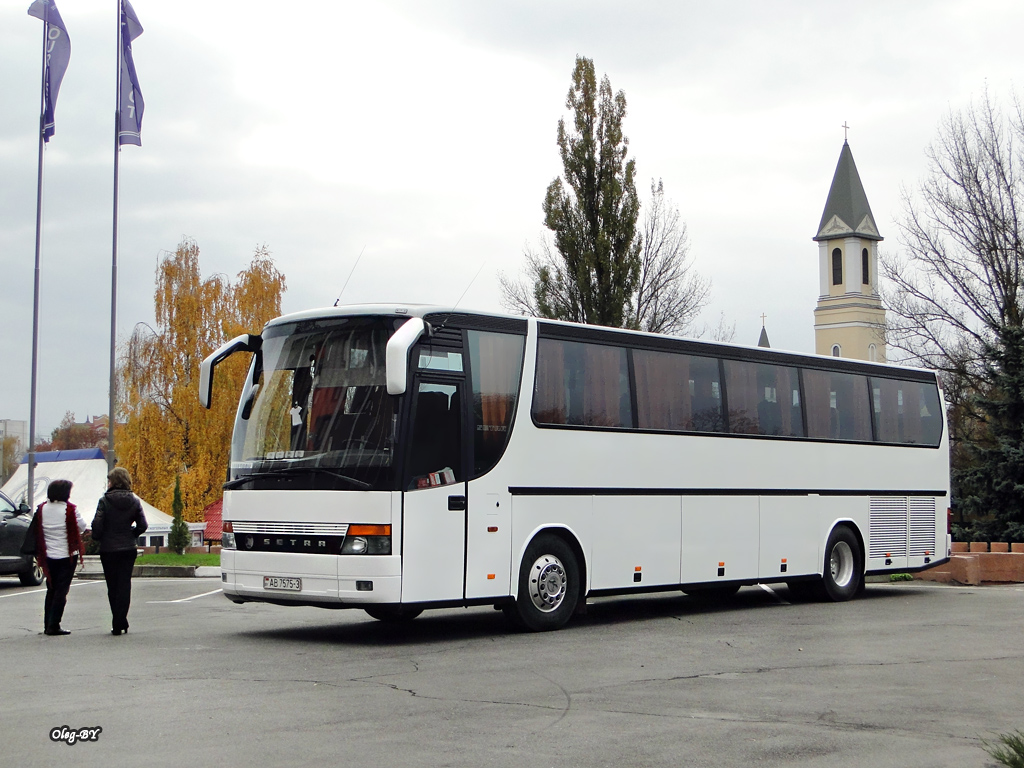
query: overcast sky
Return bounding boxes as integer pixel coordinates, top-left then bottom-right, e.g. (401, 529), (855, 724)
(2, 0), (1023, 438)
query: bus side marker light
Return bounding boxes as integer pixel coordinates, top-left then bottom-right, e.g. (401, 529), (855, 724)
(487, 574), (495, 580)
(780, 558), (788, 573)
(355, 581), (373, 591)
(487, 526), (498, 533)
(718, 562), (726, 577)
(634, 566), (642, 583)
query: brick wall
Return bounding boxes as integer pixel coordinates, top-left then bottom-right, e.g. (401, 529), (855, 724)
(917, 542), (1024, 585)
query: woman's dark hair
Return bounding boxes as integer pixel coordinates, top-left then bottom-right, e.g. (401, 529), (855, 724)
(107, 467), (132, 491)
(47, 479), (73, 502)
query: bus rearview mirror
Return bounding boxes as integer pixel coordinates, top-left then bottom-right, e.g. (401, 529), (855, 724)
(199, 334), (262, 409)
(386, 317), (426, 395)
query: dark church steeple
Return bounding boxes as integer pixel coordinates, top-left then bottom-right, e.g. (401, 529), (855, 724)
(814, 141), (882, 243)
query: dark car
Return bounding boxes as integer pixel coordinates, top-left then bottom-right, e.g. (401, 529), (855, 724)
(0, 489), (43, 586)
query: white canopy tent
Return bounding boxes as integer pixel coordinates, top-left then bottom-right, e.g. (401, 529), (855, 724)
(1, 449), (204, 548)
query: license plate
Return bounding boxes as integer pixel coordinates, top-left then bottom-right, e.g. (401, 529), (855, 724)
(263, 576), (302, 591)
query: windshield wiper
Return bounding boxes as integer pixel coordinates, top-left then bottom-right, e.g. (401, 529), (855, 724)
(224, 467), (371, 491)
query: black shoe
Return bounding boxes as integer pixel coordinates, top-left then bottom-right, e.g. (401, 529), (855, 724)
(111, 629), (122, 635)
(44, 627), (71, 636)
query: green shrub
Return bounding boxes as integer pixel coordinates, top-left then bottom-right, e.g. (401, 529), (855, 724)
(890, 573), (914, 582)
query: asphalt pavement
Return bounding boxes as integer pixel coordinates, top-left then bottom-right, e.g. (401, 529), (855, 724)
(1, 575), (1021, 768)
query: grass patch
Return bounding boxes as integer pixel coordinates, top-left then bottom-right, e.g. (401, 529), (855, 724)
(889, 573), (914, 582)
(983, 730), (1024, 768)
(135, 553), (220, 567)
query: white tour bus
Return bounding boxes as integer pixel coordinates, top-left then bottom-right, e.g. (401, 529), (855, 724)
(200, 304), (950, 631)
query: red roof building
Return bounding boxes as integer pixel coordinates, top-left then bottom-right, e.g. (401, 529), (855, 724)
(203, 498), (223, 543)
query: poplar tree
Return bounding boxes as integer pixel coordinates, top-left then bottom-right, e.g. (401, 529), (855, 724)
(502, 56), (707, 334)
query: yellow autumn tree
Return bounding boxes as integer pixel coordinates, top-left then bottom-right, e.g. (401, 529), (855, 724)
(115, 238), (286, 521)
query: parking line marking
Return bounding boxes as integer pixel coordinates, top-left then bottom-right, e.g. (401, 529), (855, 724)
(147, 588), (223, 604)
(759, 584), (791, 604)
(0, 581), (102, 599)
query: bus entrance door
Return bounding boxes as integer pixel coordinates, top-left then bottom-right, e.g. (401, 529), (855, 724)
(400, 379), (467, 603)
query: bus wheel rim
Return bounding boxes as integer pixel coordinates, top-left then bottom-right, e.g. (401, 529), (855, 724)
(830, 541), (854, 587)
(529, 555), (567, 612)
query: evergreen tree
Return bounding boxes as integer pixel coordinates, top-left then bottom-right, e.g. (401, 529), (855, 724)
(954, 326), (1024, 542)
(169, 475), (191, 555)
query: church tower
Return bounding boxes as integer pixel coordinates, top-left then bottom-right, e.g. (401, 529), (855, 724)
(813, 140), (886, 362)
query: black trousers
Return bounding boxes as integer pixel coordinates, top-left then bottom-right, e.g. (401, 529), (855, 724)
(44, 556), (77, 630)
(100, 550), (137, 632)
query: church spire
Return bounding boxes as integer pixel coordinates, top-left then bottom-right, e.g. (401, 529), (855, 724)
(814, 141), (882, 243)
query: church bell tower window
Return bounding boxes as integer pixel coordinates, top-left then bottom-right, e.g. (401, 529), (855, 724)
(832, 248), (843, 285)
(862, 248), (870, 285)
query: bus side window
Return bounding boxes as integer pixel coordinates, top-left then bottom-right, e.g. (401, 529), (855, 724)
(871, 378), (942, 446)
(468, 330), (525, 478)
(533, 339), (631, 428)
(723, 361), (802, 437)
(803, 369), (871, 442)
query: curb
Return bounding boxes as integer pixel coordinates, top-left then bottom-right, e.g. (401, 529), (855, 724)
(76, 563), (212, 579)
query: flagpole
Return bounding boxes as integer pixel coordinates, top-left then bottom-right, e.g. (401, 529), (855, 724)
(27, 11), (48, 510)
(107, 0), (121, 473)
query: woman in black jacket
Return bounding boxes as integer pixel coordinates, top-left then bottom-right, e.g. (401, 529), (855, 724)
(92, 467), (148, 635)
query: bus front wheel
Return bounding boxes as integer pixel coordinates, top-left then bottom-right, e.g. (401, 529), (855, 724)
(505, 534), (579, 632)
(821, 526), (863, 602)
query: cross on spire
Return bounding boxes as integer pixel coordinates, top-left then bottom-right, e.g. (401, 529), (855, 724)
(842, 121), (850, 141)
(760, 313), (767, 327)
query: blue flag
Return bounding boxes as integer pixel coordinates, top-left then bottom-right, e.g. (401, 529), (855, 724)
(27, 0), (71, 143)
(118, 1), (144, 147)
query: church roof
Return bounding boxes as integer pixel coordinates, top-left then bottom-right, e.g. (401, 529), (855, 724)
(757, 326), (770, 348)
(814, 141), (882, 242)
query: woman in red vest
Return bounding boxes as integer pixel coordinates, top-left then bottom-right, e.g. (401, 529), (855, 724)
(30, 479), (89, 636)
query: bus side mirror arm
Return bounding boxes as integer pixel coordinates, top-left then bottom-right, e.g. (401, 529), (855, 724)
(386, 317), (426, 395)
(199, 334), (262, 409)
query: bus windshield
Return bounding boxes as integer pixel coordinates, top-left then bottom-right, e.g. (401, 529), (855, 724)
(229, 316), (403, 491)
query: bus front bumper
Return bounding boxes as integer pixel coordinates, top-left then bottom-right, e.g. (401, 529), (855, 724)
(220, 550), (402, 606)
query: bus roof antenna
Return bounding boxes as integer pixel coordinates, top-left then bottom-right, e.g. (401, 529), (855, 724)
(439, 260), (487, 329)
(334, 246), (366, 307)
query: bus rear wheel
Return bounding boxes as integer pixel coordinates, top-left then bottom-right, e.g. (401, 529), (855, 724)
(364, 605), (423, 623)
(821, 525), (863, 602)
(505, 534), (579, 632)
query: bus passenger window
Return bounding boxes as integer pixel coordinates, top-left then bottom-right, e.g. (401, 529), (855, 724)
(870, 377), (942, 446)
(533, 339), (632, 428)
(803, 369), (871, 442)
(633, 349), (723, 433)
(723, 361), (802, 437)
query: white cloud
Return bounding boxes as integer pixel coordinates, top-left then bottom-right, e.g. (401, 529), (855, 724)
(2, 0), (1024, 436)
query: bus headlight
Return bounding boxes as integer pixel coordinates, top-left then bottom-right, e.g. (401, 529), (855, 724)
(222, 522), (236, 550)
(341, 525), (391, 555)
